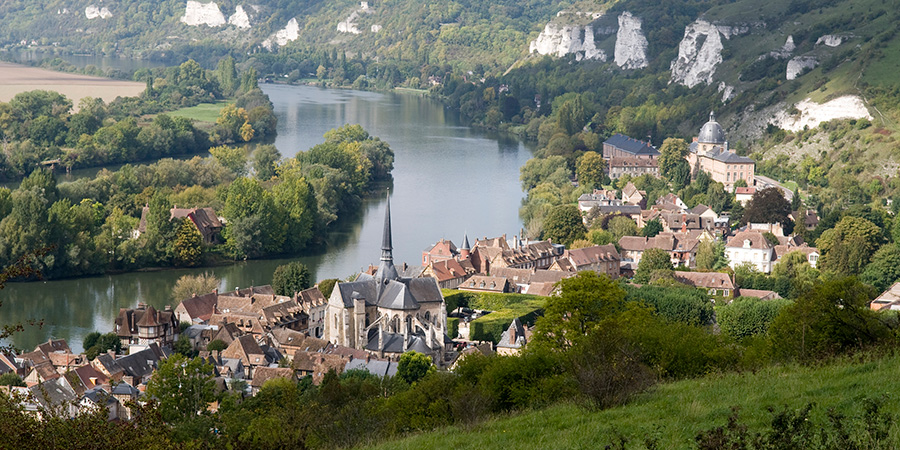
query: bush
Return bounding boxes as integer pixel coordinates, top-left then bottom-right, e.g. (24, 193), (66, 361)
(717, 297), (791, 340)
(624, 284), (714, 326)
(447, 317), (459, 339)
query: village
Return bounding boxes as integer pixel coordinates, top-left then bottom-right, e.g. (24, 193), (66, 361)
(2, 111), (898, 423)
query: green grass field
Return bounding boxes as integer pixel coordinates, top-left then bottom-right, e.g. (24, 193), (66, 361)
(365, 352), (900, 449)
(166, 101), (229, 123)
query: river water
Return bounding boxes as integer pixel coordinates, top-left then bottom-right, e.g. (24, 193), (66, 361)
(0, 84), (534, 352)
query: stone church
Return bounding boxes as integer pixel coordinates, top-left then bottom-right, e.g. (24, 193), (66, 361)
(324, 197), (449, 363)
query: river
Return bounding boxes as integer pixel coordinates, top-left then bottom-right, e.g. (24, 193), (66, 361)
(0, 84), (534, 352)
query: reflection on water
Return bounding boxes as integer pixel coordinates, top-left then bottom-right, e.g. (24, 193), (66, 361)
(1, 84), (534, 352)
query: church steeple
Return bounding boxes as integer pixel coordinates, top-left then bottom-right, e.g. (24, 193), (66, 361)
(375, 193), (399, 293)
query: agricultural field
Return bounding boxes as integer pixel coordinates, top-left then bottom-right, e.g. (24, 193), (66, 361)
(0, 62), (143, 108)
(167, 100), (230, 123)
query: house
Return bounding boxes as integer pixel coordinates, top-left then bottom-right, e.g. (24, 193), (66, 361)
(114, 304), (179, 348)
(459, 275), (510, 294)
(577, 190), (622, 213)
(871, 282), (900, 311)
(421, 238), (459, 266)
(549, 245), (620, 280)
(174, 291), (218, 324)
(423, 258), (475, 289)
(80, 386), (120, 421)
(292, 352), (349, 384)
(116, 343), (169, 387)
(324, 199), (448, 365)
(656, 193), (688, 211)
(170, 207), (223, 245)
(774, 244), (819, 269)
(110, 382), (141, 420)
(470, 237), (565, 273)
(270, 328), (315, 355)
(687, 112), (755, 192)
(27, 377), (79, 419)
(659, 213), (715, 233)
(221, 335), (271, 378)
(249, 367), (296, 395)
(297, 287), (329, 338)
(673, 271), (735, 299)
(736, 289), (782, 301)
(91, 353), (125, 382)
(602, 134), (659, 160)
(608, 156), (659, 180)
(725, 230), (775, 273)
(489, 267), (570, 294)
(344, 356), (399, 378)
(790, 209), (819, 231)
(618, 231), (706, 268)
(735, 187), (756, 206)
(621, 182), (646, 207)
(496, 318), (530, 356)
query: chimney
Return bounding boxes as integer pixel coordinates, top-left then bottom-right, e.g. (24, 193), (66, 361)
(165, 305), (172, 311)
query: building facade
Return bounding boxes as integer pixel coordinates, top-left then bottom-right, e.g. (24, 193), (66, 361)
(687, 112), (755, 192)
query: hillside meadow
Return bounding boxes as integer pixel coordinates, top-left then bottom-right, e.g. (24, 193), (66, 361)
(0, 61), (143, 108)
(366, 351), (900, 449)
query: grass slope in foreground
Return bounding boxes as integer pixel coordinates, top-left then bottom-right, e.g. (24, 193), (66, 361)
(367, 352), (900, 449)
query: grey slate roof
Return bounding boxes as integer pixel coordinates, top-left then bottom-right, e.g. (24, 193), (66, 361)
(698, 112), (726, 143)
(111, 382), (140, 397)
(344, 357), (399, 378)
(604, 134), (660, 157)
(116, 347), (164, 379)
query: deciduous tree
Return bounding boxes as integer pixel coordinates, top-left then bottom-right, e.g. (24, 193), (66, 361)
(272, 262), (312, 297)
(542, 204), (586, 247)
(633, 248), (672, 284)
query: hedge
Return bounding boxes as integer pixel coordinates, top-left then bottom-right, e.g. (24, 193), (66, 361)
(469, 298), (546, 344)
(447, 317), (459, 339)
(624, 284), (714, 326)
(716, 297), (792, 339)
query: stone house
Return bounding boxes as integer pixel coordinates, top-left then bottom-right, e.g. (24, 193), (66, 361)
(549, 244), (620, 279)
(602, 133), (659, 160)
(687, 112), (755, 192)
(673, 271), (735, 299)
(458, 275), (509, 294)
(170, 207), (224, 245)
(725, 230), (775, 273)
(114, 304), (179, 348)
(608, 156), (659, 180)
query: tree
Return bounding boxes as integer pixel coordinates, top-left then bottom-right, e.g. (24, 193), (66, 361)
(634, 248), (672, 284)
(607, 216), (638, 241)
(742, 187), (792, 226)
(84, 332), (123, 360)
(658, 138), (689, 180)
(396, 351), (435, 384)
(0, 372), (25, 387)
(172, 219), (203, 267)
(769, 277), (886, 361)
(206, 339), (227, 352)
(209, 145), (248, 176)
(173, 335), (195, 357)
(695, 240), (727, 271)
(533, 271), (626, 351)
(861, 244), (900, 291)
(318, 278), (340, 297)
(817, 216), (883, 275)
(641, 219), (663, 237)
(172, 272), (220, 301)
(575, 151), (606, 189)
(253, 144), (281, 180)
(146, 353), (216, 424)
(272, 262), (312, 296)
(542, 204), (586, 247)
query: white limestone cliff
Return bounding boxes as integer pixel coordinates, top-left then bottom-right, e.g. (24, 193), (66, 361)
(262, 18), (300, 50)
(228, 5), (251, 29)
(371, 24), (382, 33)
(529, 22), (606, 61)
(85, 5), (112, 19)
(718, 82), (735, 102)
(816, 35), (844, 47)
(670, 20), (747, 88)
(614, 12), (648, 69)
(337, 11), (361, 34)
(181, 1), (226, 27)
(786, 56), (817, 80)
(772, 96), (872, 131)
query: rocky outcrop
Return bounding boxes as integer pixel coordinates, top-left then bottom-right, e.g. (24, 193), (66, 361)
(718, 82), (735, 102)
(771, 96), (872, 131)
(614, 12), (648, 69)
(181, 1), (226, 27)
(228, 5), (251, 29)
(670, 20), (747, 88)
(786, 56), (817, 80)
(262, 18), (300, 50)
(816, 35), (845, 47)
(529, 23), (606, 61)
(337, 11), (361, 34)
(371, 24), (382, 33)
(85, 5), (112, 19)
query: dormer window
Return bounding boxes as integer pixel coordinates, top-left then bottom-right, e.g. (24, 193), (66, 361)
(743, 239), (751, 248)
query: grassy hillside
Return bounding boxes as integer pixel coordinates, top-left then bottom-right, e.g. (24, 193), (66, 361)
(366, 351), (900, 449)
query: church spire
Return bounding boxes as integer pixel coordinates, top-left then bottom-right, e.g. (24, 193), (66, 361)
(375, 192), (399, 291)
(381, 194), (393, 261)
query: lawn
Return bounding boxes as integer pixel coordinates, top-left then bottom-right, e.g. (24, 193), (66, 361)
(365, 352), (900, 449)
(166, 101), (229, 123)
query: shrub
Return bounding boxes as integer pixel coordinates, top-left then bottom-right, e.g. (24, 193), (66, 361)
(625, 284), (714, 326)
(717, 297), (791, 340)
(447, 317), (459, 339)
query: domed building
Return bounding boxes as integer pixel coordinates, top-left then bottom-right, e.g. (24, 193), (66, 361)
(688, 112), (755, 192)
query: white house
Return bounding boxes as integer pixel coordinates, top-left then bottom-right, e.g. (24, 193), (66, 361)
(725, 230), (775, 273)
